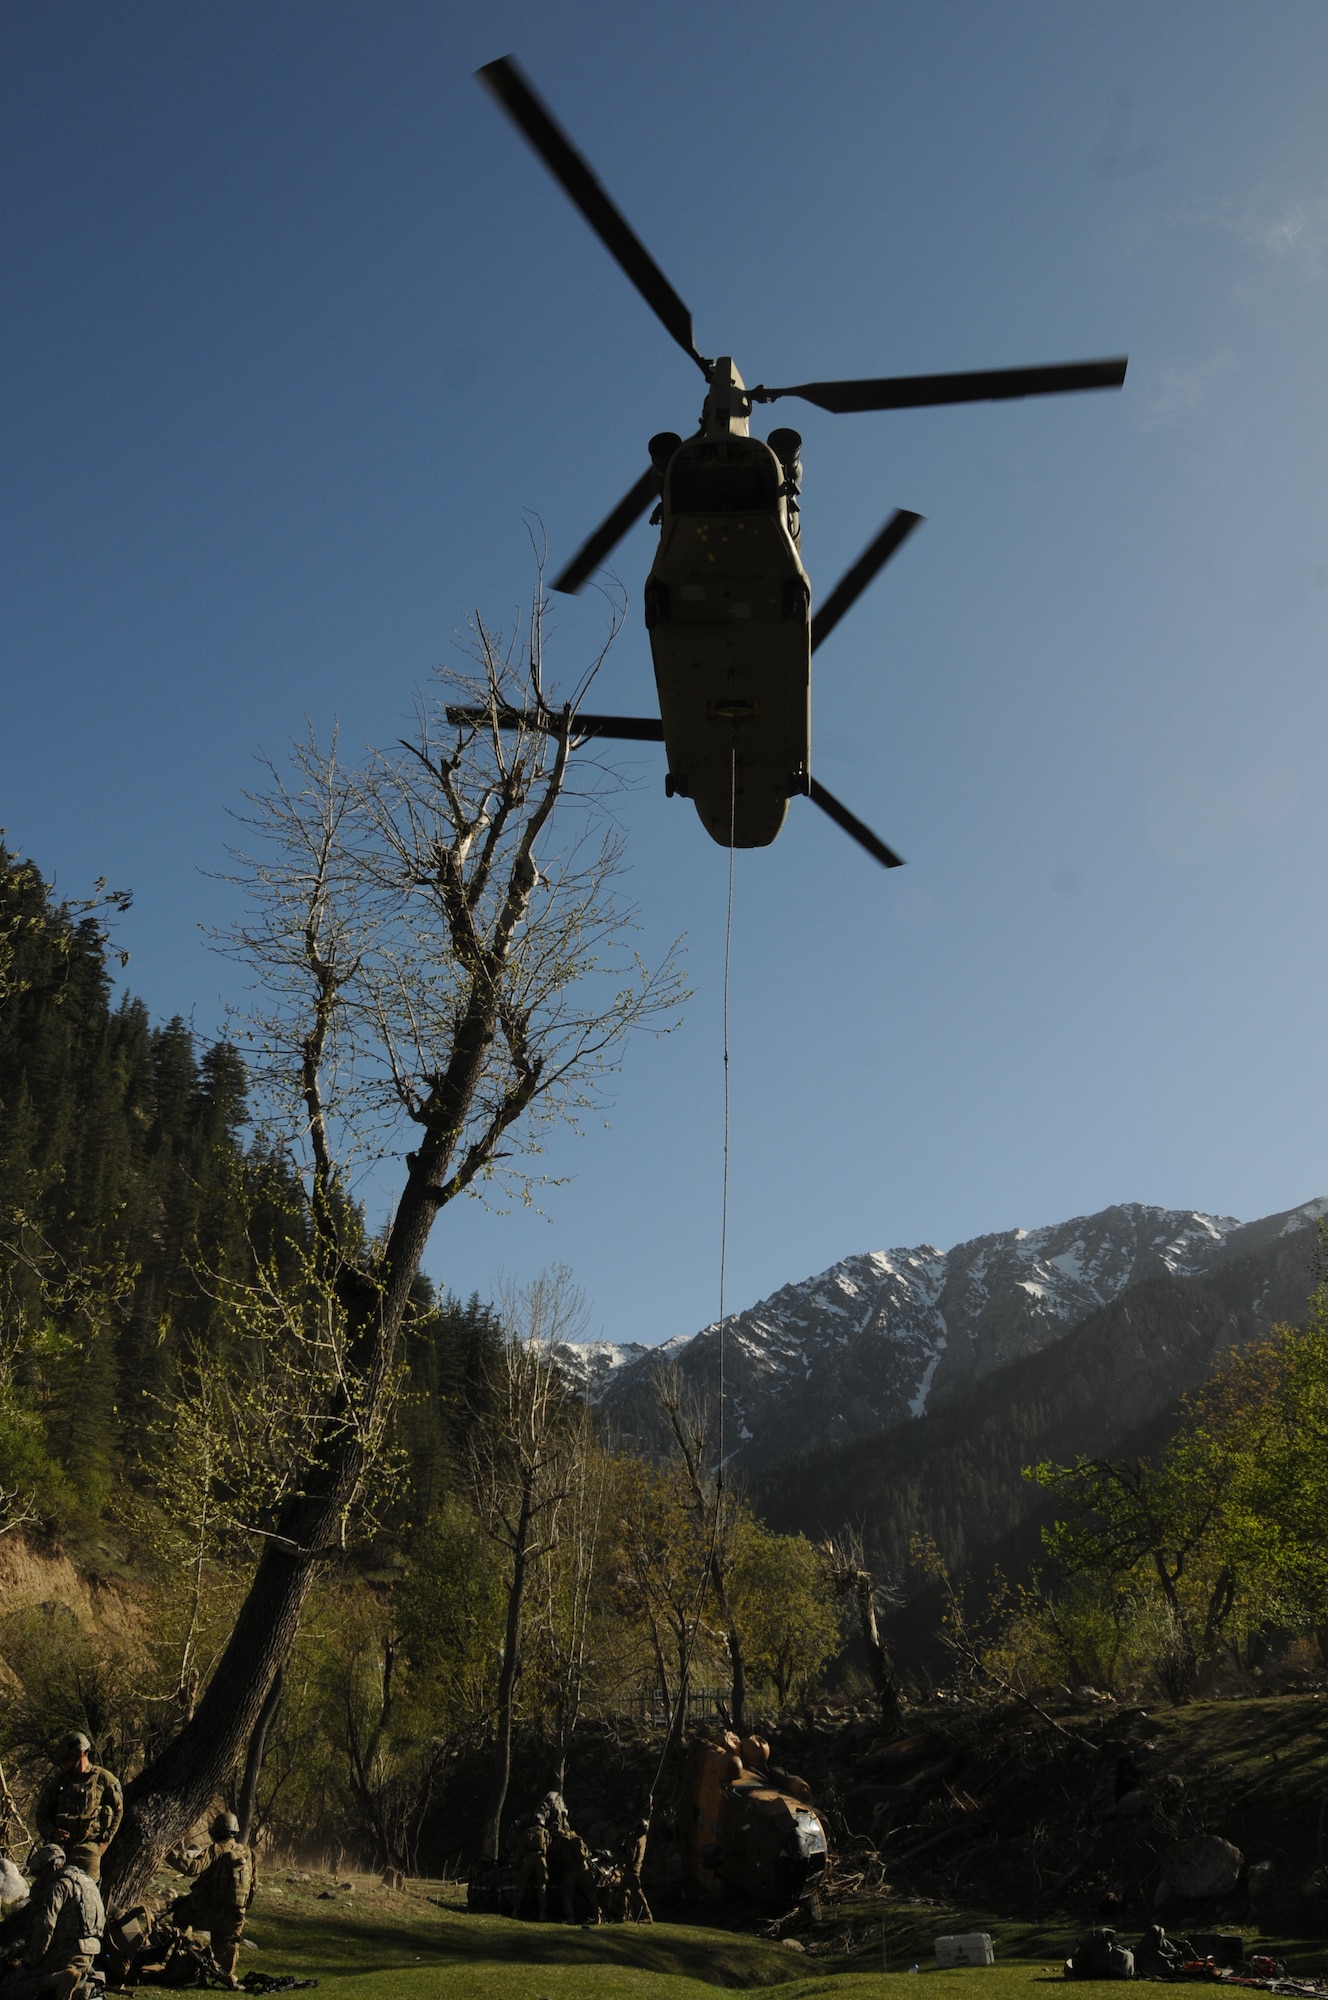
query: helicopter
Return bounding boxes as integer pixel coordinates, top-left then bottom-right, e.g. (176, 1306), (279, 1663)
(455, 55), (1127, 869)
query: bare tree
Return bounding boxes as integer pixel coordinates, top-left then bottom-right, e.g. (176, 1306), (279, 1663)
(470, 1268), (582, 1862)
(533, 1402), (606, 1791)
(656, 1366), (748, 1734)
(821, 1531), (904, 1734)
(102, 589), (685, 1907)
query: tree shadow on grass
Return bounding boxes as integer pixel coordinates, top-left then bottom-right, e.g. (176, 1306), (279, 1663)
(258, 1906), (803, 1989)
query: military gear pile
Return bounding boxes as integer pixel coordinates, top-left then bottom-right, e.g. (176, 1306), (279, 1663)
(1065, 1928), (1135, 1979)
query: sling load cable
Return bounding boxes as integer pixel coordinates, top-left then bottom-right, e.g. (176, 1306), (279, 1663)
(644, 738), (737, 1825)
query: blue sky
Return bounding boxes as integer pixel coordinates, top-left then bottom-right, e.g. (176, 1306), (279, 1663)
(3, 1), (1326, 1346)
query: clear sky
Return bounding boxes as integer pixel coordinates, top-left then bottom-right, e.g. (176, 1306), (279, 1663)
(3, 1), (1326, 1347)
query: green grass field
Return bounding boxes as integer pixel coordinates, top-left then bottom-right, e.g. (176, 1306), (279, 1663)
(229, 1872), (1291, 2000)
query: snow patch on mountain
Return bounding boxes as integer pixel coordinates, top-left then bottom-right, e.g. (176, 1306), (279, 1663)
(586, 1201), (1277, 1472)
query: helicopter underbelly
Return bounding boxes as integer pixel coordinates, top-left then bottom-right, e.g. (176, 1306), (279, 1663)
(647, 514), (810, 850)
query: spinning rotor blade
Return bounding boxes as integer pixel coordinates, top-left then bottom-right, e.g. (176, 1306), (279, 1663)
(811, 509), (923, 655)
(806, 778), (904, 870)
(552, 467), (659, 594)
(477, 56), (708, 374)
(446, 704), (664, 742)
(755, 355), (1128, 415)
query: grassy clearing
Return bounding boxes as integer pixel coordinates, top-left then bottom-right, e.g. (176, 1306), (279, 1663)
(229, 1874), (1215, 2000)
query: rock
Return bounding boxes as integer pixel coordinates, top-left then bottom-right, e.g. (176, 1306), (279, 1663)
(1159, 1836), (1243, 1900)
(782, 1937), (806, 1952)
(0, 1858), (27, 1908)
(1116, 1790), (1148, 1818)
(1299, 1865), (1328, 1899)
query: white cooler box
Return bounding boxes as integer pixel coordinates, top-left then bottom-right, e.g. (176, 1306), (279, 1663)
(935, 1933), (995, 1968)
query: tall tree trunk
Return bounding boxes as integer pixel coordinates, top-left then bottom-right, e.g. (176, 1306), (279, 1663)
(479, 1483), (534, 1863)
(236, 1666), (284, 1844)
(102, 1178), (439, 1911)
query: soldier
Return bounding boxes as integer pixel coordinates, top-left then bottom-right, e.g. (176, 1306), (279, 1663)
(554, 1827), (599, 1926)
(167, 1811), (254, 1988)
(33, 1735), (122, 1885)
(511, 1814), (549, 1921)
(612, 1818), (653, 1925)
(0, 1844), (103, 2000)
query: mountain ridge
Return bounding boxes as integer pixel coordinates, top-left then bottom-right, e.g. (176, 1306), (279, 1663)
(571, 1198), (1325, 1473)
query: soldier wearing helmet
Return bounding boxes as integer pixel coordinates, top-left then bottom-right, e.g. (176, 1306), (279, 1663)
(611, 1818), (653, 1924)
(0, 1843), (104, 2000)
(167, 1813), (254, 1988)
(511, 1812), (549, 1921)
(33, 1736), (123, 1885)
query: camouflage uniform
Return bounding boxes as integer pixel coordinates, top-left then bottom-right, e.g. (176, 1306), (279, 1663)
(612, 1824), (652, 1924)
(0, 1851), (103, 2000)
(555, 1831), (599, 1925)
(512, 1821), (549, 1921)
(33, 1768), (122, 1884)
(170, 1825), (254, 1984)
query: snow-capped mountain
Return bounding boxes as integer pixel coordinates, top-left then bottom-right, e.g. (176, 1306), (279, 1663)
(552, 1339), (652, 1399)
(572, 1198), (1327, 1473)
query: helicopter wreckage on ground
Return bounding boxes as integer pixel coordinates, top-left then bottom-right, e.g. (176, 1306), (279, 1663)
(451, 55), (1127, 869)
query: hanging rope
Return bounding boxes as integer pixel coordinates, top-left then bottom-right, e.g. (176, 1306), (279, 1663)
(716, 736), (736, 1536)
(644, 738), (739, 1823)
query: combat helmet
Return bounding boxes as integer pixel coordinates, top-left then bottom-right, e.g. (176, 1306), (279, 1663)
(29, 1845), (66, 1874)
(56, 1732), (91, 1760)
(210, 1812), (241, 1841)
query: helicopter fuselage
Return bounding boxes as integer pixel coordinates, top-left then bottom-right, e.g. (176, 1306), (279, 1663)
(646, 360), (811, 850)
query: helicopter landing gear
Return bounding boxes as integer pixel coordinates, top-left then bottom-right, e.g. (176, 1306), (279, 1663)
(665, 772), (691, 799)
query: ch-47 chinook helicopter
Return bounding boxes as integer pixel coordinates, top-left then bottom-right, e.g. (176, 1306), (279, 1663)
(457, 56), (1127, 870)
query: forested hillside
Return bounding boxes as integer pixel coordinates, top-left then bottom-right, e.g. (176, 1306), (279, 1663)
(749, 1218), (1319, 1579)
(0, 843), (501, 1541)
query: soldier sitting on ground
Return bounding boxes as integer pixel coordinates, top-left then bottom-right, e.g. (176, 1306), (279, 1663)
(611, 1819), (653, 1925)
(511, 1813), (549, 1921)
(34, 1735), (123, 1886)
(166, 1811), (254, 1988)
(0, 1845), (103, 2000)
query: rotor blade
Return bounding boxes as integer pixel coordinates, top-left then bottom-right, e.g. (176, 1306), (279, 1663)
(811, 510), (923, 655)
(446, 705), (664, 742)
(806, 777), (904, 869)
(568, 713), (664, 741)
(477, 56), (707, 373)
(552, 468), (659, 594)
(756, 356), (1128, 415)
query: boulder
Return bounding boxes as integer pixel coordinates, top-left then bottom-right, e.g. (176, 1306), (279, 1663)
(1159, 1836), (1243, 1900)
(1116, 1790), (1148, 1818)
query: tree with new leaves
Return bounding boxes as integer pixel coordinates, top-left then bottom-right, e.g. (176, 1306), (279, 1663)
(102, 590), (685, 1908)
(731, 1523), (840, 1712)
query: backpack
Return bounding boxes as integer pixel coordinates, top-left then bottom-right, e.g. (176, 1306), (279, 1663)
(1065, 1928), (1135, 1979)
